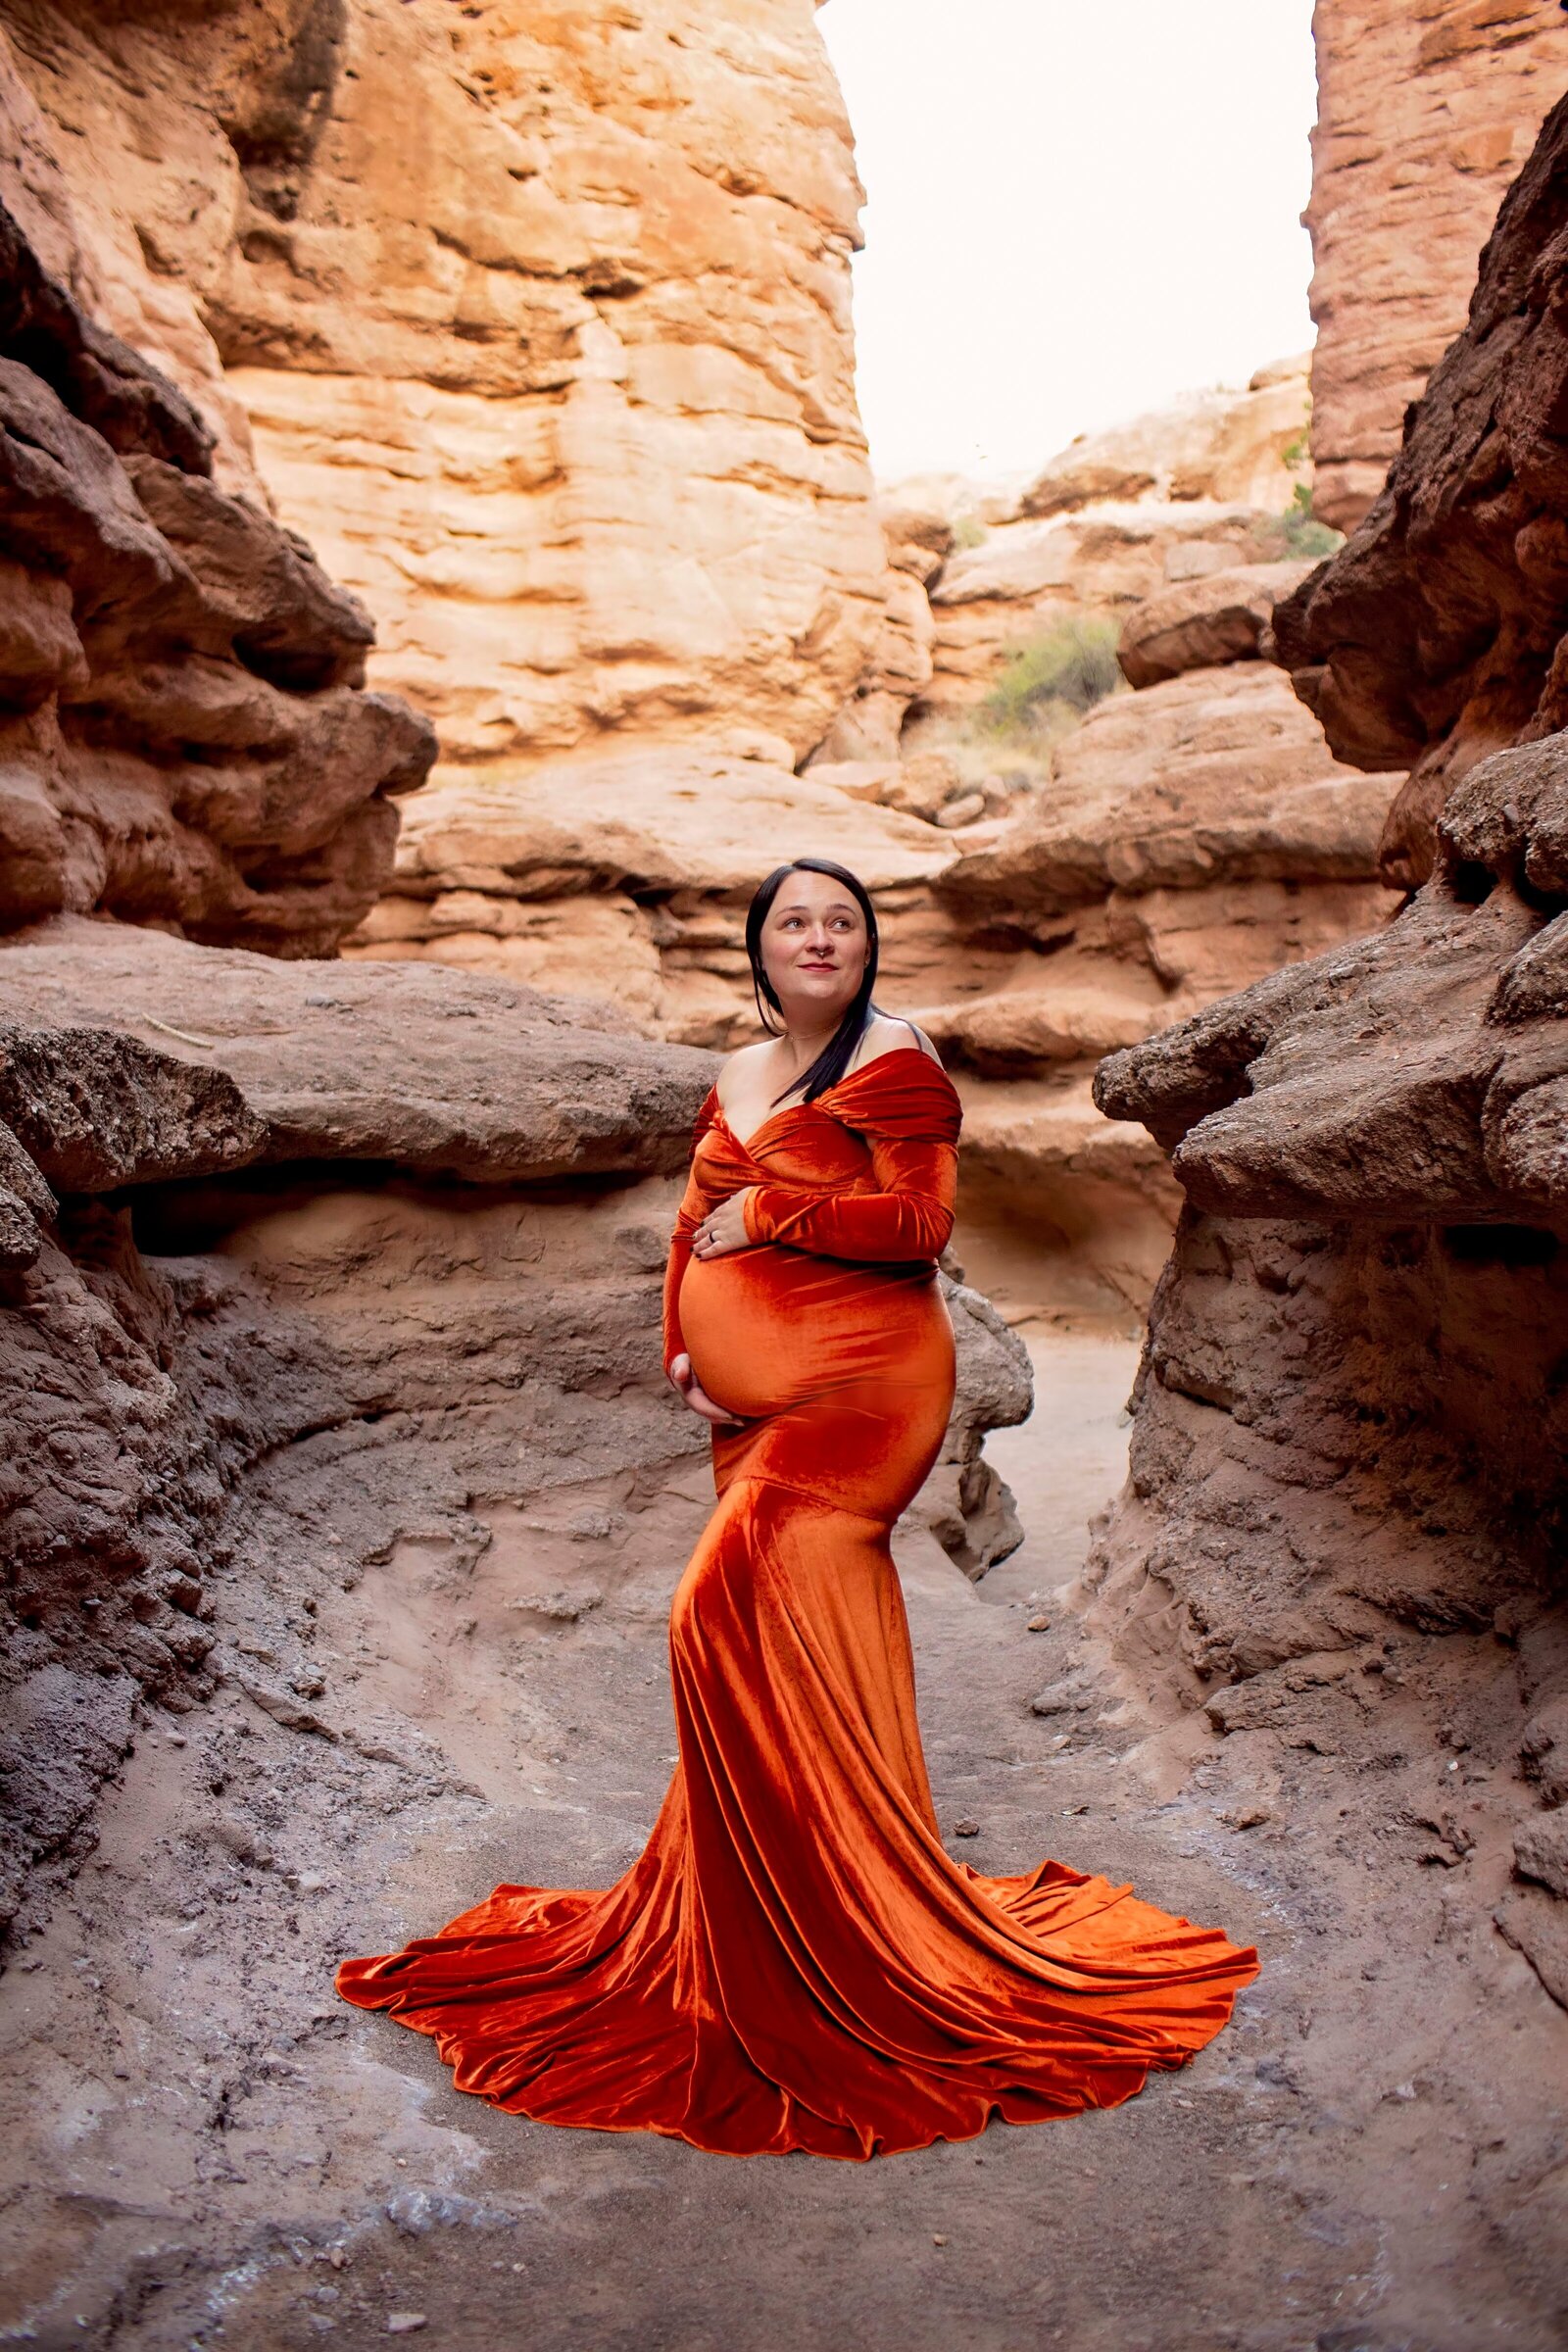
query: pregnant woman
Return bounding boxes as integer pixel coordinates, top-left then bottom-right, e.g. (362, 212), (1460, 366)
(337, 857), (1257, 2158)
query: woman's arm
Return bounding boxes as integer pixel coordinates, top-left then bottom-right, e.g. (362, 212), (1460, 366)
(662, 1162), (707, 1374)
(741, 1127), (956, 1263)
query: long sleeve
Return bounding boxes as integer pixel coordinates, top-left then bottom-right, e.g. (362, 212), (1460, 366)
(662, 1162), (707, 1373)
(662, 1091), (719, 1374)
(742, 1125), (956, 1264)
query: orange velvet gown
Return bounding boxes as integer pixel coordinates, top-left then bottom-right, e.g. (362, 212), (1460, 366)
(336, 1049), (1257, 2158)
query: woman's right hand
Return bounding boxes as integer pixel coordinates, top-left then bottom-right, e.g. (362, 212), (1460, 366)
(666, 1352), (745, 1428)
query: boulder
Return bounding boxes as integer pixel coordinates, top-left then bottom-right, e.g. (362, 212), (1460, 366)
(1117, 561), (1315, 690)
(0, 917), (714, 1185)
(941, 665), (1399, 920)
(1015, 359), (1314, 521)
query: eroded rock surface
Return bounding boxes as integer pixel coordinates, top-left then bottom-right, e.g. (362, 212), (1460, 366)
(1095, 88), (1568, 2025)
(349, 744), (983, 1046)
(906, 360), (1316, 726)
(0, 150), (433, 953)
(0, 929), (710, 1938)
(911, 593), (1400, 1314)
(0, 916), (708, 1183)
(1307, 0), (1568, 530)
(0, 0), (883, 770)
(1281, 87), (1568, 891)
(0, 923), (1029, 1941)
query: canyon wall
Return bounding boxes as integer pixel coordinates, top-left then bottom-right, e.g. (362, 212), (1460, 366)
(1094, 89), (1568, 2015)
(0, 0), (884, 773)
(0, 85), (433, 953)
(907, 359), (1316, 728)
(1308, 0), (1568, 530)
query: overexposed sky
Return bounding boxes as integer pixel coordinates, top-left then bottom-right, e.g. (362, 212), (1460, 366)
(818, 0), (1318, 483)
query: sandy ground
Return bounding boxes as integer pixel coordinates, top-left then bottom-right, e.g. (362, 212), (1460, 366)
(2, 1324), (1564, 2352)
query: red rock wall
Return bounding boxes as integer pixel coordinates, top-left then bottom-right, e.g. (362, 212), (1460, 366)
(0, 179), (434, 953)
(1278, 87), (1568, 884)
(1308, 0), (1568, 530)
(1094, 89), (1568, 2016)
(0, 0), (884, 775)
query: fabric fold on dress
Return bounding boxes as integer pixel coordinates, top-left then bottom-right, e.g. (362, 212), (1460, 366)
(337, 1047), (1257, 2159)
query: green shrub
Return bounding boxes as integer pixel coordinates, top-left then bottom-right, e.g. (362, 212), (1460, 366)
(1280, 480), (1343, 560)
(1250, 485), (1343, 564)
(1270, 420), (1343, 561)
(978, 615), (1124, 738)
(948, 511), (988, 552)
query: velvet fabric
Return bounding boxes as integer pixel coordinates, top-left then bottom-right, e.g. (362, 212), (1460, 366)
(336, 1048), (1257, 2158)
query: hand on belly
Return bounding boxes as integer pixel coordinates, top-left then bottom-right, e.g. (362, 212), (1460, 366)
(667, 1350), (748, 1429)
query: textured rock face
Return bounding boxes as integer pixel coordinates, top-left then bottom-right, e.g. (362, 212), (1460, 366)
(1278, 86), (1568, 889)
(1117, 561), (1314, 692)
(1, 0), (883, 771)
(909, 360), (1315, 723)
(1307, 0), (1568, 531)
(0, 101), (433, 952)
(1095, 91), (1568, 2012)
(912, 585), (1400, 1315)
(0, 924), (1029, 1936)
(0, 916), (710, 1184)
(0, 924), (709, 1935)
(1015, 360), (1315, 521)
(1279, 87), (1568, 891)
(350, 743), (990, 1045)
(1093, 741), (1568, 2002)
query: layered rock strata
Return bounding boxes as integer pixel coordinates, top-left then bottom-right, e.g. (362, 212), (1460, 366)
(0, 0), (884, 770)
(346, 744), (991, 1043)
(1094, 91), (1568, 2011)
(910, 570), (1401, 1314)
(0, 173), (432, 953)
(901, 359), (1316, 728)
(1307, 0), (1568, 530)
(1279, 86), (1568, 891)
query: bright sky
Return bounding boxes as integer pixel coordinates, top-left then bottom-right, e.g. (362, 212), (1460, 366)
(817, 0), (1318, 484)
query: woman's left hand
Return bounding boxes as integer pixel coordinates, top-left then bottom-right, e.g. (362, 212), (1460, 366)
(690, 1189), (758, 1259)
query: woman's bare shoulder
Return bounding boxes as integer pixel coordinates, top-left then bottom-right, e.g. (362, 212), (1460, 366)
(849, 1013), (945, 1074)
(713, 1038), (777, 1108)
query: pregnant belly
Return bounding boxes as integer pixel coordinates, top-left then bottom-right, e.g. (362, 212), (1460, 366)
(678, 1246), (951, 1423)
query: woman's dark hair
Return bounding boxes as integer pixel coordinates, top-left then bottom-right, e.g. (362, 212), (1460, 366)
(746, 858), (882, 1104)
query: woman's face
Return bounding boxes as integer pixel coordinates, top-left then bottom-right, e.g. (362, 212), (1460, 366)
(760, 869), (870, 1027)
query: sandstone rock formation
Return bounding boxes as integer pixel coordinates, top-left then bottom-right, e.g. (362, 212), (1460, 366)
(903, 359), (1316, 726)
(0, 173), (432, 953)
(0, 0), (885, 771)
(0, 918), (1030, 1942)
(1307, 0), (1568, 529)
(1094, 88), (1568, 2016)
(348, 744), (985, 1045)
(1116, 560), (1311, 692)
(1279, 85), (1568, 891)
(909, 575), (1401, 1314)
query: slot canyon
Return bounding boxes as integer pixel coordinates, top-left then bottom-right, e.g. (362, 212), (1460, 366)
(0, 3), (1563, 2347)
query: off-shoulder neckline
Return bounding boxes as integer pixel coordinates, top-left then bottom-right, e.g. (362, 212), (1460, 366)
(707, 1046), (955, 1152)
